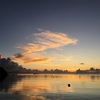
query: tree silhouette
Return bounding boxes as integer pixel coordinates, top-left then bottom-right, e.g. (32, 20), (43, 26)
(90, 67), (94, 71)
(0, 67), (7, 81)
(0, 58), (27, 73)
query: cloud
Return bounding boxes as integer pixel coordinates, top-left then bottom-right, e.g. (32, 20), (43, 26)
(34, 31), (77, 48)
(24, 57), (51, 64)
(12, 31), (78, 64)
(50, 54), (74, 61)
(80, 63), (84, 65)
(11, 54), (52, 64)
(14, 53), (23, 58)
(62, 56), (74, 61)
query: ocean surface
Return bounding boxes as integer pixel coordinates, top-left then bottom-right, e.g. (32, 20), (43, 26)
(0, 74), (100, 100)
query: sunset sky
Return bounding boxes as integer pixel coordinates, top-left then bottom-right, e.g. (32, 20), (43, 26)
(0, 0), (100, 71)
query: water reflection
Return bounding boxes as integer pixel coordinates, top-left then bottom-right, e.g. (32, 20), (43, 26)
(0, 74), (100, 100)
(0, 75), (24, 92)
(6, 75), (74, 95)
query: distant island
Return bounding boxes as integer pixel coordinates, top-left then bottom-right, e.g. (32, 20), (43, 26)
(0, 57), (100, 74)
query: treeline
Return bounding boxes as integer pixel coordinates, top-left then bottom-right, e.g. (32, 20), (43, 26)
(0, 58), (68, 74)
(0, 57), (100, 74)
(76, 68), (100, 74)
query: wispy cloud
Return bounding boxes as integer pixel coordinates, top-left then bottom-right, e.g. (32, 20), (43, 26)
(12, 53), (52, 64)
(58, 56), (74, 61)
(11, 31), (78, 64)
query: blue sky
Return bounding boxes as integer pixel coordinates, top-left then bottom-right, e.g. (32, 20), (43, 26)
(0, 0), (100, 70)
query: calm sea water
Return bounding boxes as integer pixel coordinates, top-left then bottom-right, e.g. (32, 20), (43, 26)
(0, 74), (100, 100)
